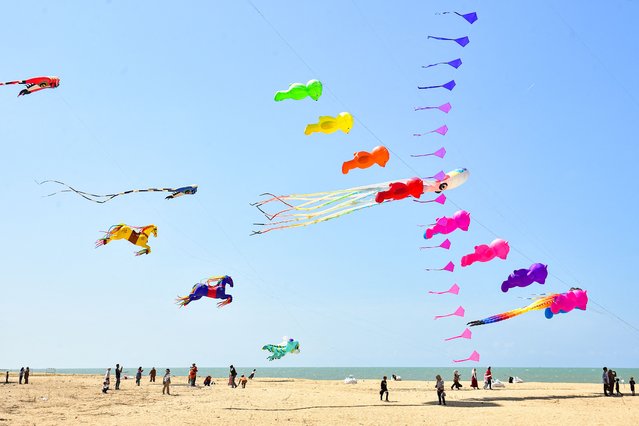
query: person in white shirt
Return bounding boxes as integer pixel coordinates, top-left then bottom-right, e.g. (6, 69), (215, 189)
(162, 369), (171, 395)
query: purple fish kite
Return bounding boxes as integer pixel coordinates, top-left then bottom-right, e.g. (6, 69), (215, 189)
(427, 36), (470, 47)
(501, 263), (549, 293)
(422, 58), (463, 69)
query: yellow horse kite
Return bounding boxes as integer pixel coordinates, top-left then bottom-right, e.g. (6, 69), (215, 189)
(95, 224), (157, 256)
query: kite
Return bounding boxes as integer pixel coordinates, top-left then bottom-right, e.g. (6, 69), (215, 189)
(425, 261), (455, 273)
(95, 224), (157, 256)
(414, 192), (446, 205)
(461, 239), (510, 267)
(251, 168), (469, 234)
(427, 36), (470, 47)
(304, 112), (354, 135)
(467, 289), (588, 327)
(424, 210), (471, 239)
(501, 263), (549, 293)
(420, 238), (451, 250)
(37, 180), (198, 203)
(414, 103), (452, 113)
(445, 328), (472, 341)
(1, 76), (60, 96)
(428, 283), (460, 295)
(262, 338), (300, 361)
(422, 58), (462, 69)
(453, 350), (480, 363)
(274, 79), (323, 101)
(418, 80), (456, 91)
(411, 147), (446, 158)
(342, 146), (390, 174)
(176, 275), (234, 308)
(438, 11), (478, 24)
(434, 305), (465, 320)
(413, 125), (448, 137)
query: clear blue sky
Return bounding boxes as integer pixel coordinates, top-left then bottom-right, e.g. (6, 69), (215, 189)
(1, 0), (638, 369)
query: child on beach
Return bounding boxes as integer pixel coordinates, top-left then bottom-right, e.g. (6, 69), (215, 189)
(203, 376), (212, 386)
(380, 376), (389, 402)
(102, 380), (109, 394)
(239, 375), (248, 388)
(630, 377), (635, 396)
(615, 377), (622, 396)
(162, 369), (171, 395)
(103, 368), (111, 393)
(136, 367), (143, 386)
(435, 375), (446, 405)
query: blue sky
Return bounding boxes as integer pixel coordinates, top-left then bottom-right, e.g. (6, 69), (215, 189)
(1, 0), (638, 369)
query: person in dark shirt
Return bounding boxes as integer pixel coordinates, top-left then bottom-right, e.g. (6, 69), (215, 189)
(248, 369), (256, 380)
(380, 376), (389, 402)
(203, 376), (212, 386)
(24, 367), (30, 384)
(149, 367), (157, 382)
(115, 364), (123, 390)
(629, 377), (635, 396)
(19, 367), (24, 385)
(229, 365), (238, 388)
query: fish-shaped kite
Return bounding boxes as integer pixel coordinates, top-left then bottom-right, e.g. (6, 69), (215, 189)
(304, 112), (354, 135)
(501, 263), (549, 293)
(262, 338), (300, 361)
(1, 76), (60, 96)
(38, 180), (198, 203)
(461, 239), (510, 267)
(342, 146), (390, 174)
(274, 79), (323, 101)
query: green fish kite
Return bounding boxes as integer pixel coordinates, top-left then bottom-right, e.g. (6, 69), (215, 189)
(274, 79), (323, 101)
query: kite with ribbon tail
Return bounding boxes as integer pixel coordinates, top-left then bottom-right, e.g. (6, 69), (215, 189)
(467, 289), (588, 327)
(418, 80), (456, 91)
(427, 36), (470, 47)
(1, 76), (60, 96)
(176, 275), (234, 308)
(420, 238), (451, 250)
(429, 283), (459, 295)
(445, 328), (472, 341)
(453, 350), (480, 363)
(437, 11), (478, 24)
(251, 168), (469, 234)
(411, 147), (446, 159)
(422, 58), (463, 70)
(262, 337), (301, 361)
(37, 180), (198, 203)
(461, 239), (510, 267)
(434, 305), (464, 320)
(414, 103), (452, 113)
(414, 125), (448, 137)
(425, 261), (455, 273)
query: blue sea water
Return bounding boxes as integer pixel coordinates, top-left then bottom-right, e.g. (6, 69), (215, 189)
(12, 367), (638, 383)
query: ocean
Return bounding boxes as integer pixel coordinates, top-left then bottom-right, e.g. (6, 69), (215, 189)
(12, 367), (638, 383)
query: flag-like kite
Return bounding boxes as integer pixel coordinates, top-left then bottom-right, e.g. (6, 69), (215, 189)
(426, 261), (455, 272)
(438, 11), (478, 24)
(434, 305), (465, 319)
(428, 283), (460, 295)
(422, 58), (462, 69)
(427, 36), (470, 47)
(418, 80), (456, 91)
(414, 103), (452, 113)
(413, 125), (448, 137)
(411, 147), (446, 158)
(420, 238), (451, 250)
(38, 180), (198, 203)
(445, 328), (472, 341)
(453, 350), (481, 363)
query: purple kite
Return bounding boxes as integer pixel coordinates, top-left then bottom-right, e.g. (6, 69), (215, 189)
(501, 263), (549, 293)
(414, 193), (446, 205)
(413, 125), (448, 137)
(427, 36), (470, 47)
(414, 103), (452, 113)
(453, 350), (480, 363)
(420, 238), (451, 250)
(426, 261), (455, 273)
(438, 11), (478, 24)
(411, 147), (446, 158)
(428, 283), (459, 295)
(444, 328), (472, 341)
(422, 58), (463, 69)
(418, 80), (456, 91)
(424, 210), (471, 239)
(461, 238), (510, 267)
(434, 305), (465, 320)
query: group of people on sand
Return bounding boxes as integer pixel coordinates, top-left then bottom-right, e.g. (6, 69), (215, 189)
(4, 367), (30, 385)
(602, 367), (635, 397)
(101, 364), (257, 395)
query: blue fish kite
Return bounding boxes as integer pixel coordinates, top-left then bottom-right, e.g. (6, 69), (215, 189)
(38, 180), (198, 203)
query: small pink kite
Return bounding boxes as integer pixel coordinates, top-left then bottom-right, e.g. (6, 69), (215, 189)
(424, 210), (471, 239)
(453, 350), (480, 363)
(425, 261), (455, 272)
(414, 193), (446, 205)
(444, 328), (472, 341)
(414, 125), (448, 137)
(411, 147), (446, 159)
(428, 283), (459, 295)
(461, 239), (510, 267)
(434, 305), (464, 320)
(414, 103), (452, 113)
(420, 238), (451, 250)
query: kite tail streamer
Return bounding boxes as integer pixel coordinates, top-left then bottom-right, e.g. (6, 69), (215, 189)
(467, 295), (556, 326)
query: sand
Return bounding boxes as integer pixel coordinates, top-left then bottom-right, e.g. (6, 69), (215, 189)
(1, 374), (638, 425)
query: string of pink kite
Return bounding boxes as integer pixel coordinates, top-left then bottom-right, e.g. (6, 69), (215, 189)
(411, 147), (446, 159)
(453, 350), (480, 363)
(420, 238), (451, 250)
(434, 306), (464, 320)
(428, 283), (459, 295)
(425, 261), (455, 272)
(444, 328), (472, 341)
(414, 125), (448, 137)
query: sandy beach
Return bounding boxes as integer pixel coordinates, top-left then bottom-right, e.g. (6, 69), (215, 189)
(1, 374), (638, 425)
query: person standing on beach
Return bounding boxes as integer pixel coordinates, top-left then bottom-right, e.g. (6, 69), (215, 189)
(104, 368), (111, 393)
(630, 377), (635, 396)
(5, 371), (8, 384)
(380, 376), (389, 402)
(115, 364), (123, 390)
(607, 368), (615, 396)
(149, 367), (157, 382)
(435, 374), (446, 405)
(136, 367), (143, 386)
(189, 364), (198, 387)
(162, 369), (171, 395)
(248, 369), (256, 380)
(18, 367), (24, 385)
(484, 367), (492, 390)
(471, 368), (479, 389)
(24, 367), (30, 384)
(602, 367), (610, 396)
(229, 365), (238, 388)
(451, 370), (462, 390)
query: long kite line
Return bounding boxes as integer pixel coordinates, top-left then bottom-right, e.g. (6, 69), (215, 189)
(37, 180), (198, 203)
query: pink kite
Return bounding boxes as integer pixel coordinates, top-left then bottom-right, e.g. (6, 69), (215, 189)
(414, 193), (446, 205)
(453, 350), (480, 363)
(546, 289), (589, 318)
(461, 239), (510, 267)
(424, 210), (470, 239)
(411, 147), (446, 159)
(428, 283), (460, 295)
(434, 305), (464, 320)
(420, 238), (451, 250)
(444, 328), (472, 341)
(426, 261), (455, 272)
(414, 102), (452, 113)
(413, 125), (448, 137)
